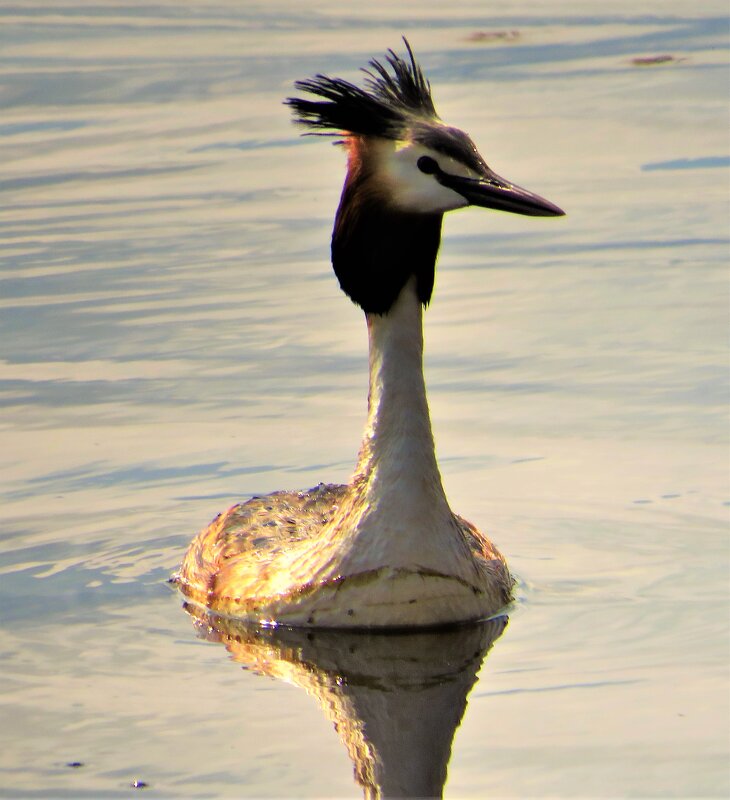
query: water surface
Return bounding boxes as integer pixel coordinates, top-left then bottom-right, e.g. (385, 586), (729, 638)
(1, 1), (728, 797)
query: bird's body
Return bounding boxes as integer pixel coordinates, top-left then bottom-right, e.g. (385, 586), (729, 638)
(173, 41), (563, 628)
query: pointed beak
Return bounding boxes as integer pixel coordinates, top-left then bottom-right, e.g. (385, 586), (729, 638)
(438, 166), (565, 217)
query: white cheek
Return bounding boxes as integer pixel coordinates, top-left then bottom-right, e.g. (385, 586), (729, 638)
(380, 146), (470, 214)
(393, 174), (469, 213)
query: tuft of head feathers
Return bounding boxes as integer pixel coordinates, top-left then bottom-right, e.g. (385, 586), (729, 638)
(285, 39), (438, 139)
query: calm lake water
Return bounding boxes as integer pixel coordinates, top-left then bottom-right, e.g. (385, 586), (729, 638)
(1, 1), (728, 797)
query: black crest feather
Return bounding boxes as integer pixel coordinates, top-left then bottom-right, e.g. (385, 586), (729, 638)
(285, 38), (438, 138)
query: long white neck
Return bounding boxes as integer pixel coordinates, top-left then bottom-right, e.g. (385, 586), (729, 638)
(353, 276), (452, 524)
(346, 278), (452, 560)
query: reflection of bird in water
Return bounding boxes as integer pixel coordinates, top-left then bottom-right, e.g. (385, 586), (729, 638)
(173, 40), (564, 628)
(185, 603), (508, 798)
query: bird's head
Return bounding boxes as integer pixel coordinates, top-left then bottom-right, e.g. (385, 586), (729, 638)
(285, 40), (564, 314)
(285, 40), (564, 219)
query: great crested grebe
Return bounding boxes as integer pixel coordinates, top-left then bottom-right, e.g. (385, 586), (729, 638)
(173, 41), (564, 628)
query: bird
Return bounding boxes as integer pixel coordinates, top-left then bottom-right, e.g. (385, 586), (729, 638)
(172, 40), (564, 629)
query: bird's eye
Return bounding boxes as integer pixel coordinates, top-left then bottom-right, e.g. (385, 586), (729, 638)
(417, 156), (439, 175)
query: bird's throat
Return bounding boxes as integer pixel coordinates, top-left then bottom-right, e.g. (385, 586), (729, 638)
(331, 162), (443, 314)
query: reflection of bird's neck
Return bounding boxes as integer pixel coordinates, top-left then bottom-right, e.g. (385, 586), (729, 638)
(344, 654), (488, 799)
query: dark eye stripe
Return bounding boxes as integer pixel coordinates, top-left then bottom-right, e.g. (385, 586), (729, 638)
(412, 125), (487, 174)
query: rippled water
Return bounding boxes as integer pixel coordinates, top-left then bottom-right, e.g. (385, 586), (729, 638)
(1, 2), (728, 797)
